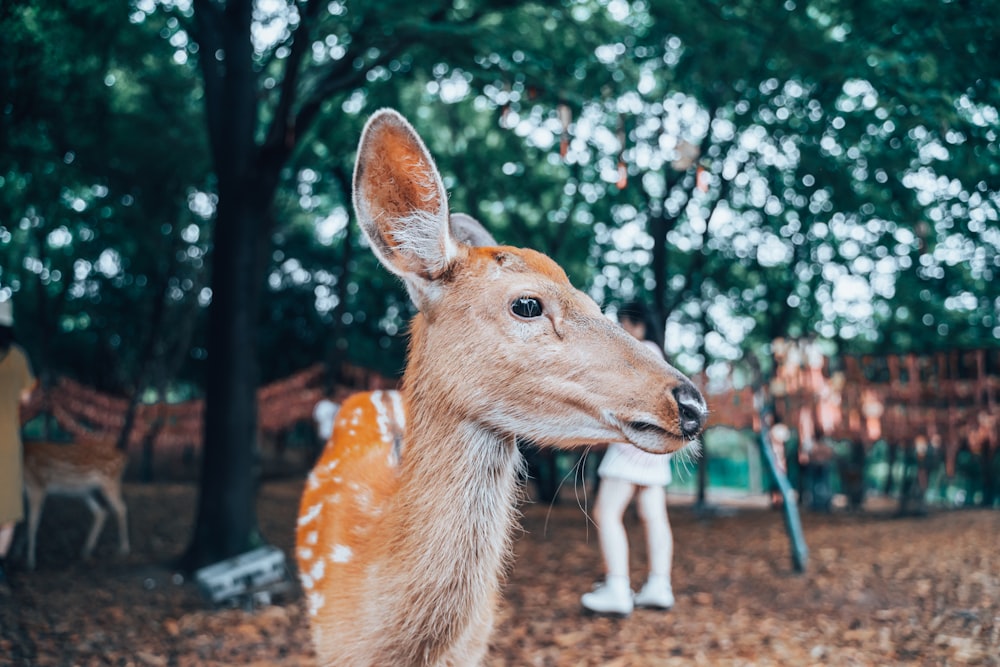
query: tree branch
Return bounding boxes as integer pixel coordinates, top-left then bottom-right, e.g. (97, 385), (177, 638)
(291, 41), (401, 143)
(261, 0), (323, 157)
(192, 0), (226, 167)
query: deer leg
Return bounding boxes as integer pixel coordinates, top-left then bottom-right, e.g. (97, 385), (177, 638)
(24, 488), (46, 571)
(81, 494), (108, 561)
(102, 485), (130, 556)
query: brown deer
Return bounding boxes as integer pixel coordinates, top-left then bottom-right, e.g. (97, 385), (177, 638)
(301, 213), (496, 514)
(296, 109), (707, 666)
(22, 439), (130, 569)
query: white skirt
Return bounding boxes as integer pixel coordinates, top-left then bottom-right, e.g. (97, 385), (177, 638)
(598, 442), (673, 487)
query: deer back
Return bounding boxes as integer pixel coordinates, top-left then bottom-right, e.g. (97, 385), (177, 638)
(23, 440), (126, 494)
(296, 389), (406, 602)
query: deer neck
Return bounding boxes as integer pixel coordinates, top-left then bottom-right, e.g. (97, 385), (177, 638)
(376, 386), (524, 664)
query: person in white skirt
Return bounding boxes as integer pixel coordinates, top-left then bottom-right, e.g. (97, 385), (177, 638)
(581, 301), (677, 616)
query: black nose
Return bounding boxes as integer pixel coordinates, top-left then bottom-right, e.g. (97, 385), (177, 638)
(673, 382), (707, 439)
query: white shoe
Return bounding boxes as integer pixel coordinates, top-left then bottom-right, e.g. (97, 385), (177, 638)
(581, 576), (633, 615)
(634, 576), (674, 609)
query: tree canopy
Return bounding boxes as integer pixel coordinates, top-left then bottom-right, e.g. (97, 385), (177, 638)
(2, 0), (997, 563)
(4, 0), (996, 383)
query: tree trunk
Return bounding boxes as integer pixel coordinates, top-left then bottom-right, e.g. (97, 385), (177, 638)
(982, 443), (996, 507)
(181, 193), (267, 569)
(182, 0), (270, 570)
(648, 187), (681, 327)
(883, 442), (897, 496)
(325, 166), (355, 394)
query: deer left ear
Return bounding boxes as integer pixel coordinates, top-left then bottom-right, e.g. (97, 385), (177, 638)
(353, 109), (459, 309)
(449, 213), (497, 247)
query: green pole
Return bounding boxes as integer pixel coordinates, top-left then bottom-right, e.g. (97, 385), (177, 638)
(758, 418), (809, 573)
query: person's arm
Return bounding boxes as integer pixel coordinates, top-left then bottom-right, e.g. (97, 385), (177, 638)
(20, 380), (37, 404)
(18, 347), (36, 404)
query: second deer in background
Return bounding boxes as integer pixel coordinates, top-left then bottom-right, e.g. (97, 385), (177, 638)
(23, 439), (130, 570)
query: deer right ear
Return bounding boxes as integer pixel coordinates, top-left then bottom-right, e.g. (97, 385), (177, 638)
(353, 109), (459, 309)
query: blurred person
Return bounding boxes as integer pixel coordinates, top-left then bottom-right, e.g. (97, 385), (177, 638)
(581, 301), (678, 616)
(765, 411), (791, 508)
(309, 397), (340, 467)
(312, 398), (340, 445)
(0, 300), (36, 586)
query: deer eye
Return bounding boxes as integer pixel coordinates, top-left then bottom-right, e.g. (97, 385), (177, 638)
(511, 296), (543, 319)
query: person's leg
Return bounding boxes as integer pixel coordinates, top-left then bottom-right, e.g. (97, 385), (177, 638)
(593, 476), (635, 578)
(0, 523), (14, 558)
(636, 484), (671, 578)
(634, 485), (675, 609)
(581, 477), (636, 614)
(0, 522), (15, 585)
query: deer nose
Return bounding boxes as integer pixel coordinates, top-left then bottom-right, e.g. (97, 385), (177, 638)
(673, 382), (707, 439)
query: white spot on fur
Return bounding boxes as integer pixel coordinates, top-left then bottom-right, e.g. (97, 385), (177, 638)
(389, 390), (406, 431)
(300, 573), (313, 590)
(331, 544), (353, 563)
(308, 592), (325, 616)
(355, 488), (374, 511)
(298, 502), (322, 526)
(298, 547), (314, 562)
(306, 471), (320, 490)
(371, 390), (394, 445)
(305, 531), (318, 545)
(310, 558), (326, 582)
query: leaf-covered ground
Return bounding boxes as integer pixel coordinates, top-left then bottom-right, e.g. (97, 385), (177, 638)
(1, 479), (997, 666)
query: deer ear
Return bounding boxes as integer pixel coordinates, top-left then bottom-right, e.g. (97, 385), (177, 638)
(353, 109), (458, 308)
(449, 213), (497, 247)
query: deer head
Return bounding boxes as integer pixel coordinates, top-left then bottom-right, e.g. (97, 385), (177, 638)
(353, 109), (707, 455)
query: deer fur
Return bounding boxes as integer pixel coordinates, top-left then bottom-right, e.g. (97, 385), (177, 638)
(23, 439), (130, 570)
(297, 109), (707, 666)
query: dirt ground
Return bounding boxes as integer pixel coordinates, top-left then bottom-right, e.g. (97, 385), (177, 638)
(1, 479), (997, 667)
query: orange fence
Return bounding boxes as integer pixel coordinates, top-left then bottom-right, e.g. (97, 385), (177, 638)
(20, 362), (398, 479)
(20, 345), (1000, 485)
(704, 343), (1000, 481)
